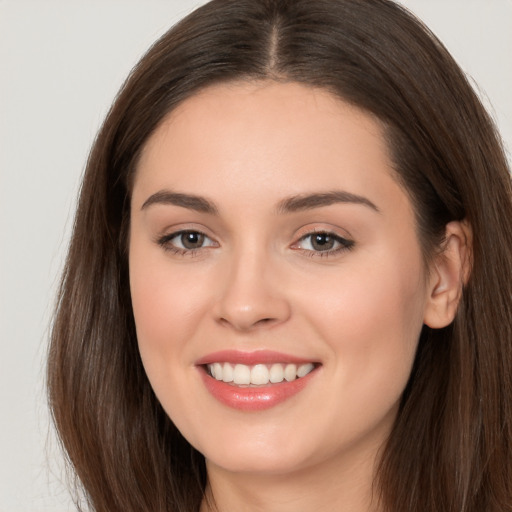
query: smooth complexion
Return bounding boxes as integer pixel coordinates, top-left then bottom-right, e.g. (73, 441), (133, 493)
(129, 82), (468, 511)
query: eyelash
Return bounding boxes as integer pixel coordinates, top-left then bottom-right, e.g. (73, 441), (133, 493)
(157, 230), (216, 256)
(294, 231), (355, 257)
(156, 230), (355, 258)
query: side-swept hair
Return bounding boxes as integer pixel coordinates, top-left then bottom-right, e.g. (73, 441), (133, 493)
(48, 1), (512, 510)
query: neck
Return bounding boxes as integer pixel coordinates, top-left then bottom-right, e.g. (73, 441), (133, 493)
(200, 441), (384, 512)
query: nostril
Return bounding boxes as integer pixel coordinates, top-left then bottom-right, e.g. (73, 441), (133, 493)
(217, 316), (277, 330)
(255, 318), (275, 326)
(218, 318), (231, 327)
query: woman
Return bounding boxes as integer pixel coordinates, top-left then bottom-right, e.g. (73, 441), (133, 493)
(48, 0), (512, 511)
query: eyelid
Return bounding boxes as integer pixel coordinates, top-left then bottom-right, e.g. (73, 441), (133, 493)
(154, 221), (218, 242)
(168, 230), (217, 248)
(155, 227), (219, 255)
(291, 227), (355, 256)
(154, 224), (354, 258)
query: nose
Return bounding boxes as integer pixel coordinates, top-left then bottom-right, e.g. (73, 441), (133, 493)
(213, 249), (291, 332)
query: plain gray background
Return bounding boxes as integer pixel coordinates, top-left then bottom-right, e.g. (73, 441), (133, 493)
(1, 1), (511, 510)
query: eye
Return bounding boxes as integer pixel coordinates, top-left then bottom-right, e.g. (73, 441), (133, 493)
(157, 230), (218, 254)
(294, 231), (354, 256)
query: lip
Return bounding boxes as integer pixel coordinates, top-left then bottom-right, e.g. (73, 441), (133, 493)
(195, 349), (315, 366)
(196, 350), (320, 411)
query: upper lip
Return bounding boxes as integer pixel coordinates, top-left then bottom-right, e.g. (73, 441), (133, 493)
(195, 350), (318, 366)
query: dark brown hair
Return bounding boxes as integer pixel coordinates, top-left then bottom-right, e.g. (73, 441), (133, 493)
(48, 1), (512, 510)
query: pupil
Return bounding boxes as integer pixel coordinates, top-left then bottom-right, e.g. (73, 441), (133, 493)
(182, 232), (204, 249)
(312, 233), (334, 251)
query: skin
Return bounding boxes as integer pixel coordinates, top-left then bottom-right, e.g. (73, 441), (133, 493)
(129, 81), (468, 511)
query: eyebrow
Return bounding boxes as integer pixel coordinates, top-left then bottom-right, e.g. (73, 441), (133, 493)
(276, 191), (379, 214)
(141, 190), (219, 214)
(141, 189), (379, 214)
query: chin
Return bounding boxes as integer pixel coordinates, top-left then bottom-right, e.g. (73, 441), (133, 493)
(191, 421), (330, 476)
(203, 445), (314, 475)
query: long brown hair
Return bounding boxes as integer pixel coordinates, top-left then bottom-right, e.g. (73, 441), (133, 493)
(48, 1), (512, 510)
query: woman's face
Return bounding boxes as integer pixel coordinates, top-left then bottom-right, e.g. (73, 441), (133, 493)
(129, 81), (434, 476)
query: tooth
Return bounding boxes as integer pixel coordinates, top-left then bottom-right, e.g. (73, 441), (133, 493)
(233, 364), (251, 385)
(251, 364), (270, 385)
(210, 361), (314, 385)
(284, 364), (297, 382)
(222, 363), (234, 382)
(213, 362), (223, 381)
(269, 363), (284, 383)
(297, 363), (314, 378)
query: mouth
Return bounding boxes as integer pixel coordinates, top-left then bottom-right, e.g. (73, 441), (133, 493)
(205, 361), (317, 386)
(196, 350), (321, 411)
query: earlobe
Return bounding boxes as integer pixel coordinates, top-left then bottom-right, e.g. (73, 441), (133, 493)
(423, 220), (472, 329)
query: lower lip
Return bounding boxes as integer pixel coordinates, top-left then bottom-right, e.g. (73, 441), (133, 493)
(199, 367), (317, 411)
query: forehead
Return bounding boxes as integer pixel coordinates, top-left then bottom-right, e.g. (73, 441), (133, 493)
(133, 81), (404, 215)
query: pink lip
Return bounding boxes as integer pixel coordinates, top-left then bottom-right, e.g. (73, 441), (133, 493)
(195, 350), (319, 411)
(195, 349), (315, 366)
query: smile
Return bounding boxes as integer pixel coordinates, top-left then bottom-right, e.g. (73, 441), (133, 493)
(197, 350), (320, 411)
(207, 362), (315, 386)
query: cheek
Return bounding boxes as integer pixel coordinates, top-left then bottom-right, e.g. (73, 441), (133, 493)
(297, 248), (426, 413)
(129, 242), (210, 369)
(129, 247), (217, 434)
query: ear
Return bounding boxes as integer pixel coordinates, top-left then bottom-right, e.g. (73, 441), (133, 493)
(423, 220), (472, 329)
